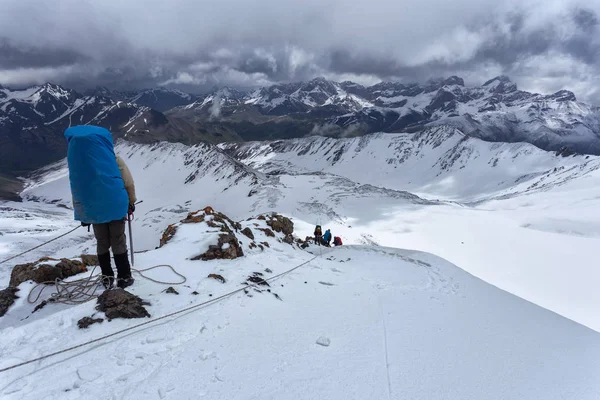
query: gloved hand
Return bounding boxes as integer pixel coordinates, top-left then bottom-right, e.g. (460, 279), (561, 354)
(81, 222), (91, 227)
(128, 203), (135, 215)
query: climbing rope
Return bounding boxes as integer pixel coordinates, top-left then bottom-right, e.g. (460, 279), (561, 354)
(0, 225), (82, 266)
(0, 255), (318, 374)
(27, 264), (187, 306)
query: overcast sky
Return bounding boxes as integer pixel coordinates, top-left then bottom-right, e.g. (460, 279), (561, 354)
(0, 0), (599, 103)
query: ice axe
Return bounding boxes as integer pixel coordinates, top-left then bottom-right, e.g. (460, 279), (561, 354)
(128, 200), (143, 267)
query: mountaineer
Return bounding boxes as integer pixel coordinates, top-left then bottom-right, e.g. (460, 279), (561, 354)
(64, 125), (137, 289)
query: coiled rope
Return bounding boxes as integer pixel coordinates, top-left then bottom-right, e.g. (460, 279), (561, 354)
(27, 264), (187, 306)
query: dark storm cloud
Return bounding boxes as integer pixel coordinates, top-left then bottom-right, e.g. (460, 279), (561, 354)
(0, 0), (599, 104)
(0, 39), (89, 69)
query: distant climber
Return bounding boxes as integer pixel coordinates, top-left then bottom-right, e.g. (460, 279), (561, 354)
(64, 125), (137, 289)
(314, 225), (323, 245)
(333, 236), (343, 246)
(323, 229), (332, 246)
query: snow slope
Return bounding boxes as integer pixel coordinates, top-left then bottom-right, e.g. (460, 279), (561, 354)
(7, 131), (600, 333)
(1, 217), (599, 399)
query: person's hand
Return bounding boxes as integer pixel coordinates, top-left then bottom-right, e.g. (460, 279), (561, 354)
(128, 203), (135, 215)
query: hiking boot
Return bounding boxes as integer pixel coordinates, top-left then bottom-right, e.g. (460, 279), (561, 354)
(102, 276), (115, 289)
(117, 276), (135, 289)
(98, 252), (114, 289)
(114, 252), (134, 289)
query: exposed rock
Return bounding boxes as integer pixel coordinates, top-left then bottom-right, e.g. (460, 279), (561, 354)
(266, 214), (294, 235)
(241, 227), (254, 240)
(55, 258), (86, 277)
(260, 228), (275, 237)
(192, 233), (244, 261)
(208, 273), (226, 283)
(257, 215), (266, 220)
(96, 289), (151, 321)
(77, 316), (104, 329)
(249, 242), (257, 249)
(159, 224), (178, 247)
(81, 254), (99, 266)
(0, 287), (19, 317)
(261, 241), (270, 248)
(9, 257), (87, 287)
(165, 287), (179, 295)
(10, 263), (61, 287)
(191, 291), (199, 295)
(283, 234), (294, 244)
(247, 274), (270, 286)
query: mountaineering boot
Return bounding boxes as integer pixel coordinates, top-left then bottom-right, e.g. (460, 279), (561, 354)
(114, 252), (135, 289)
(98, 252), (115, 289)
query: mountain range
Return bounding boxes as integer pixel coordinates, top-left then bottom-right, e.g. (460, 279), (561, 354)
(2, 76), (600, 177)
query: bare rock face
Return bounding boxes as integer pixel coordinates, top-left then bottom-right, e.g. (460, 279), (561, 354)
(241, 227), (254, 240)
(9, 258), (87, 287)
(0, 287), (19, 317)
(266, 214), (294, 235)
(96, 289), (150, 321)
(192, 233), (244, 261)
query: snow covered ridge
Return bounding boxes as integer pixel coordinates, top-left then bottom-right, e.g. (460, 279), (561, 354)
(1, 207), (600, 398)
(220, 125), (600, 201)
(168, 75), (600, 155)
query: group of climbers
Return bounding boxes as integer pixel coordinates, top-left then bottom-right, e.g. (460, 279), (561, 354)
(313, 225), (343, 247)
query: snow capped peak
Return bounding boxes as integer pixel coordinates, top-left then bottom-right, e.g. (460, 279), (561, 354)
(482, 76), (517, 93)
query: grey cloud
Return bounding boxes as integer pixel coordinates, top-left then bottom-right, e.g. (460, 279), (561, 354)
(0, 0), (599, 104)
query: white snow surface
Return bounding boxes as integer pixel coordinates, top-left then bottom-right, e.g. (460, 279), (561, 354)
(1, 131), (600, 398)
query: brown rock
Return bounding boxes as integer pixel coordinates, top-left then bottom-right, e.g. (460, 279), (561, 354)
(241, 227), (254, 240)
(0, 287), (19, 317)
(257, 215), (266, 220)
(266, 214), (294, 235)
(56, 258), (86, 277)
(283, 234), (294, 244)
(77, 316), (104, 329)
(81, 254), (99, 266)
(260, 228), (275, 237)
(96, 289), (150, 321)
(160, 224), (178, 247)
(261, 242), (270, 248)
(192, 233), (244, 261)
(10, 263), (62, 287)
(208, 273), (226, 283)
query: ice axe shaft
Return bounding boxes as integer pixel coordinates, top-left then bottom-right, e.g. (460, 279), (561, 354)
(128, 216), (134, 266)
(128, 200), (141, 266)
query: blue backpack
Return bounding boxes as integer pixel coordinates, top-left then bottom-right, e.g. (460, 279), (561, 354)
(64, 125), (129, 224)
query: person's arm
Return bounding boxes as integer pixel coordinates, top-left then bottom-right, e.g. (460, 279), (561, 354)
(116, 156), (137, 205)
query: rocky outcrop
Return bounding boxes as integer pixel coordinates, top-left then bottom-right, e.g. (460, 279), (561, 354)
(9, 258), (87, 287)
(192, 233), (244, 261)
(96, 289), (150, 321)
(241, 227), (254, 240)
(0, 287), (19, 317)
(265, 214), (294, 235)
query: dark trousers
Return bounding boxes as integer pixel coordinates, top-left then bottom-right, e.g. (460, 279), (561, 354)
(93, 218), (128, 255)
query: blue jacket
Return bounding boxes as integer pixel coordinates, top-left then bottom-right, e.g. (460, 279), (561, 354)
(64, 125), (129, 224)
(323, 230), (332, 242)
